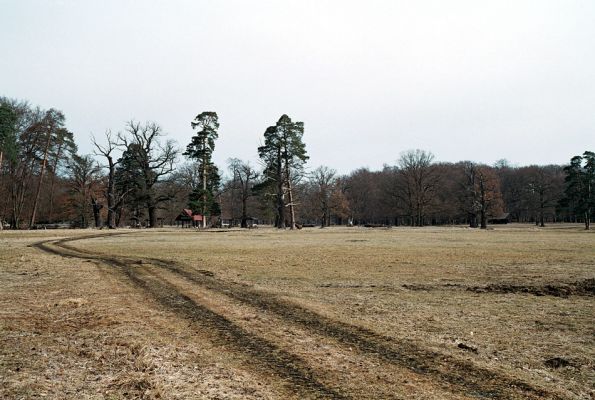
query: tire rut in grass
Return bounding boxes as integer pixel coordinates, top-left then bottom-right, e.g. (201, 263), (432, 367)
(467, 280), (595, 297)
(403, 281), (594, 297)
(151, 261), (561, 400)
(36, 234), (564, 400)
(32, 236), (348, 400)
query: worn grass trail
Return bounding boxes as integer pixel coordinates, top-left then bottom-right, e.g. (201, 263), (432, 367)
(32, 232), (567, 399)
(33, 235), (347, 399)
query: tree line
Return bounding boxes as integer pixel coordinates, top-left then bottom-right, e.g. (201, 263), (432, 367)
(1, 97), (593, 230)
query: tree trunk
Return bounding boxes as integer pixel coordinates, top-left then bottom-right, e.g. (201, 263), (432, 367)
(586, 211), (591, 230)
(469, 213), (477, 228)
(106, 157), (116, 228)
(29, 128), (53, 229)
(286, 176), (296, 230)
(276, 187), (285, 228)
(91, 197), (103, 228)
(480, 210), (487, 229)
(416, 198), (422, 226)
(47, 142), (64, 224)
(241, 196), (248, 228)
(116, 206), (123, 227)
(276, 151), (285, 229)
(281, 141), (297, 229)
(202, 137), (207, 228)
(10, 182), (19, 229)
(538, 191), (546, 227)
(48, 173), (57, 223)
(148, 205), (157, 228)
(12, 169), (27, 229)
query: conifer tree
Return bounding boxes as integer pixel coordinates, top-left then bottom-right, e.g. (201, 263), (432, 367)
(184, 112), (220, 227)
(562, 151), (594, 229)
(258, 114), (308, 229)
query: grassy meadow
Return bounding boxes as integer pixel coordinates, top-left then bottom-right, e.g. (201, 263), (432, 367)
(1, 225), (593, 399)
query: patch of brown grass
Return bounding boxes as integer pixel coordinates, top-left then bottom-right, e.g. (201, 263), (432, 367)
(1, 225), (593, 399)
(0, 231), (283, 399)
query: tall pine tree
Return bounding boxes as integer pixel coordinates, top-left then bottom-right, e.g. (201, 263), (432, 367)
(258, 114), (308, 229)
(184, 112), (220, 227)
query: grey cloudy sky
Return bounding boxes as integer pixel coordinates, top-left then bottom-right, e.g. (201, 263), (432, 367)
(1, 0), (594, 174)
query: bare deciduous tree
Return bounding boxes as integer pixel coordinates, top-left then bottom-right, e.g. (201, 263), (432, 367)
(310, 166), (336, 227)
(93, 130), (125, 229)
(228, 158), (259, 228)
(67, 154), (101, 228)
(393, 149), (440, 226)
(118, 121), (178, 228)
(526, 165), (564, 227)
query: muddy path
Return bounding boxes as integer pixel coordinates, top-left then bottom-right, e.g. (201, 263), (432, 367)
(402, 280), (595, 297)
(32, 233), (566, 400)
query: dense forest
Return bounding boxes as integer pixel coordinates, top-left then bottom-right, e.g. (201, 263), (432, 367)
(0, 97), (593, 230)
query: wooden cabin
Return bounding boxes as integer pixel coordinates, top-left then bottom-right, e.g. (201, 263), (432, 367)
(175, 209), (203, 227)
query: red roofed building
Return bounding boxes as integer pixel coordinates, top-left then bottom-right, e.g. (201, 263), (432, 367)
(175, 209), (203, 227)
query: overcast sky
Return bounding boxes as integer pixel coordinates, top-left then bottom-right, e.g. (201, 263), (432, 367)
(1, 0), (594, 174)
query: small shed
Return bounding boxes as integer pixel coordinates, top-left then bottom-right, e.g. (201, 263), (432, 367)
(175, 209), (203, 227)
(488, 213), (511, 224)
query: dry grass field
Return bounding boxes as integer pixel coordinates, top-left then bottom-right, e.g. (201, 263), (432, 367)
(1, 225), (593, 399)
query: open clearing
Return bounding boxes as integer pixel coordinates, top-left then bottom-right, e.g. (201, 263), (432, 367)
(1, 225), (593, 399)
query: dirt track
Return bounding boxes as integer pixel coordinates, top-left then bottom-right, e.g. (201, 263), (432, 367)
(27, 232), (570, 399)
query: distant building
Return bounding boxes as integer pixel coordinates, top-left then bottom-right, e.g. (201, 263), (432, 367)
(488, 213), (511, 224)
(175, 209), (203, 227)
